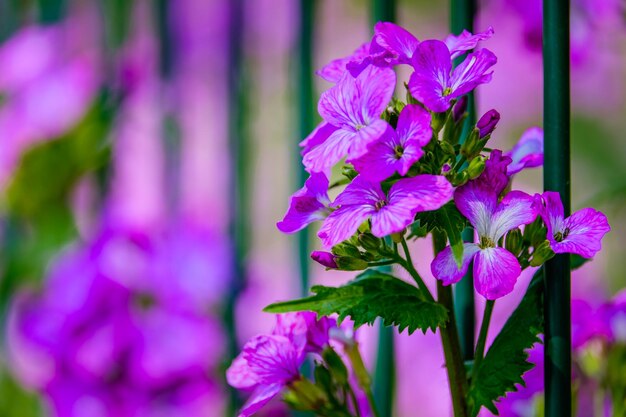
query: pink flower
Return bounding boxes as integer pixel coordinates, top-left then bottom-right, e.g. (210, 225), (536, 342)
(277, 173), (331, 234)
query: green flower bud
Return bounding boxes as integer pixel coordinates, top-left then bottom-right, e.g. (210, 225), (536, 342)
(322, 348), (349, 386)
(467, 156), (486, 179)
(313, 364), (334, 392)
(440, 140), (456, 157)
(341, 165), (358, 180)
(505, 228), (524, 256)
(451, 170), (469, 187)
(529, 240), (555, 267)
(334, 256), (369, 271)
(358, 232), (383, 254)
(431, 111), (447, 133)
(331, 242), (361, 259)
(288, 378), (329, 411)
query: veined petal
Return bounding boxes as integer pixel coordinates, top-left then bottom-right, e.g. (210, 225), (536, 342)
(454, 182), (497, 237)
(474, 150), (511, 197)
(431, 243), (480, 285)
(396, 104), (432, 148)
(449, 48), (497, 98)
(302, 128), (354, 173)
(277, 173), (330, 234)
(357, 66), (396, 123)
(347, 119), (390, 160)
(488, 191), (537, 241)
(318, 73), (365, 128)
(370, 197), (417, 237)
(506, 127), (544, 175)
(300, 122), (339, 156)
(552, 208), (611, 258)
(316, 43), (369, 83)
(333, 175), (385, 207)
(318, 204), (374, 248)
(373, 22), (419, 63)
(535, 191), (565, 238)
(238, 383), (283, 417)
(351, 125), (401, 181)
(226, 355), (259, 390)
(474, 247), (521, 300)
(444, 27), (494, 59)
(408, 40), (452, 113)
(243, 335), (305, 385)
(388, 175), (453, 212)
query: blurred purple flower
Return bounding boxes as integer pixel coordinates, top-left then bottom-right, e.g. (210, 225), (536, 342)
(274, 311), (336, 353)
(506, 127), (544, 175)
(534, 191), (610, 258)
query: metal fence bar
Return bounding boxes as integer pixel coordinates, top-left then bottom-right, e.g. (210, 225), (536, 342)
(371, 2), (396, 415)
(450, 0), (477, 362)
(543, 0), (572, 415)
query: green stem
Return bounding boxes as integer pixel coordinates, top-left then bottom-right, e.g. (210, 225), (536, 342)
(398, 237), (435, 302)
(473, 299), (495, 372)
(345, 342), (381, 417)
(368, 259), (396, 267)
(433, 231), (469, 417)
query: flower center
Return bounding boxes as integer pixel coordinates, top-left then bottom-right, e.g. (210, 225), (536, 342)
(554, 227), (570, 242)
(374, 200), (387, 211)
(355, 124), (364, 131)
(393, 145), (404, 159)
(443, 87), (453, 97)
(478, 235), (495, 249)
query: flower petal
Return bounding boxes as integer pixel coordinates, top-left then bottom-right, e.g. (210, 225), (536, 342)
(316, 43), (369, 83)
(408, 40), (452, 113)
(388, 175), (453, 212)
(226, 355), (258, 390)
(488, 190), (537, 241)
(444, 27), (494, 59)
(372, 22), (419, 63)
(552, 208), (611, 258)
(506, 127), (544, 175)
(396, 104), (432, 147)
(347, 118), (390, 160)
(302, 128), (354, 173)
(238, 383), (283, 417)
(454, 182), (497, 237)
(358, 67), (396, 123)
(370, 199), (416, 237)
(318, 205), (374, 248)
(300, 122), (339, 156)
(473, 247), (521, 300)
(431, 243), (480, 285)
(449, 48), (497, 98)
(351, 125), (401, 181)
(277, 173), (330, 233)
(333, 175), (385, 207)
(534, 191), (565, 239)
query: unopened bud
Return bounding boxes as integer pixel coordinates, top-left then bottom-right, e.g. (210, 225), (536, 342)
(358, 232), (382, 253)
(335, 256), (369, 271)
(288, 378), (329, 410)
(529, 240), (555, 267)
(391, 230), (405, 243)
(452, 96), (468, 123)
(431, 110), (447, 133)
(313, 364), (333, 391)
(505, 228), (524, 256)
(477, 109), (500, 139)
(460, 128), (480, 159)
(311, 251), (338, 269)
(341, 165), (358, 180)
(452, 170), (469, 187)
(322, 348), (349, 386)
(440, 140), (456, 156)
(331, 242), (361, 258)
(467, 156), (486, 179)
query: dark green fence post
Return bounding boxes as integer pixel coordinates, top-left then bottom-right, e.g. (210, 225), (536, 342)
(37, 0), (66, 24)
(371, 2), (396, 416)
(450, 0), (477, 362)
(225, 0), (247, 414)
(543, 0), (571, 415)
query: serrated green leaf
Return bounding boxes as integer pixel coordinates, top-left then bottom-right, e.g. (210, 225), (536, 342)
(413, 202), (467, 267)
(467, 269), (544, 416)
(264, 270), (448, 334)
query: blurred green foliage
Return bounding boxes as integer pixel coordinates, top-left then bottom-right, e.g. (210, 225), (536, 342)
(0, 371), (42, 417)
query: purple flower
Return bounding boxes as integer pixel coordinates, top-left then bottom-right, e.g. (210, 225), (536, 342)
(316, 42), (369, 83)
(476, 109), (500, 138)
(274, 311), (336, 353)
(443, 27), (495, 59)
(452, 96), (468, 122)
(310, 251), (339, 269)
(571, 299), (613, 349)
(318, 175), (453, 248)
(474, 150), (512, 197)
(226, 335), (305, 417)
(506, 126), (544, 175)
(352, 104), (432, 181)
(277, 172), (331, 233)
(431, 179), (537, 299)
(347, 22), (419, 76)
(303, 66), (395, 173)
(408, 40), (497, 113)
(533, 191), (610, 258)
(299, 122), (339, 156)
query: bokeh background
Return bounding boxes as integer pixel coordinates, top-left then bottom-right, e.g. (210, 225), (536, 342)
(0, 0), (625, 416)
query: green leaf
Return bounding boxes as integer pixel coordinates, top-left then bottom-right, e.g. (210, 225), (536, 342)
(412, 202), (467, 267)
(570, 254), (590, 271)
(264, 270), (448, 334)
(467, 269), (544, 416)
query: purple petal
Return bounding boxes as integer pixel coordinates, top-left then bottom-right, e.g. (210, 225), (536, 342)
(318, 205), (374, 248)
(473, 247), (521, 300)
(506, 127), (544, 175)
(274, 312), (335, 353)
(316, 43), (369, 83)
(454, 181), (497, 237)
(388, 175), (454, 212)
(347, 118), (390, 160)
(302, 128), (355, 173)
(277, 173), (330, 233)
(431, 243), (480, 285)
(333, 175), (385, 207)
(408, 40), (452, 113)
(473, 149), (512, 196)
(552, 208), (611, 258)
(448, 48), (497, 98)
(534, 191), (565, 239)
(372, 22), (419, 63)
(358, 66), (396, 122)
(243, 335), (305, 385)
(476, 109), (500, 138)
(370, 197), (417, 237)
(444, 27), (495, 59)
(351, 125), (401, 181)
(396, 104), (432, 147)
(300, 122), (339, 156)
(488, 191), (537, 241)
(227, 355), (259, 390)
(310, 251), (338, 269)
(238, 383), (283, 417)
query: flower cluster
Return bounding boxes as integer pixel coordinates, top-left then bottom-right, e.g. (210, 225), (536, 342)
(7, 224), (230, 417)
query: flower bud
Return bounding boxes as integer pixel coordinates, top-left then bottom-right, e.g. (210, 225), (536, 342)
(505, 228), (523, 256)
(341, 165), (358, 180)
(452, 96), (468, 123)
(311, 251), (338, 269)
(477, 109), (500, 139)
(451, 170), (469, 187)
(288, 378), (329, 410)
(331, 242), (361, 258)
(313, 364), (334, 391)
(431, 110), (447, 133)
(322, 348), (348, 386)
(467, 156), (486, 179)
(460, 128), (480, 159)
(335, 256), (369, 271)
(529, 240), (555, 267)
(440, 140), (456, 157)
(358, 232), (382, 254)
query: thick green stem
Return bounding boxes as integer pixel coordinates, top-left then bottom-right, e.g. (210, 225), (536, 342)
(473, 299), (495, 372)
(433, 232), (469, 417)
